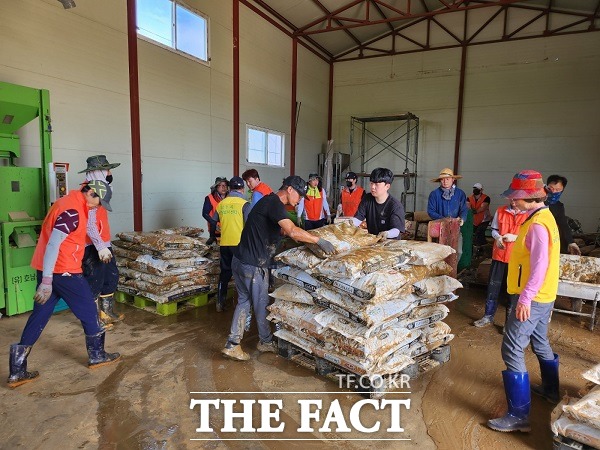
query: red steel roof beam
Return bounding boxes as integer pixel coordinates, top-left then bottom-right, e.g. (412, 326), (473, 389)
(310, 0), (363, 46)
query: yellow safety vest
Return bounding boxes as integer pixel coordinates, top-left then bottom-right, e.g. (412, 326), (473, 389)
(216, 196), (247, 246)
(507, 208), (560, 303)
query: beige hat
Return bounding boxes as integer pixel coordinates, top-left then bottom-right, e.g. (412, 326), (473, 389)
(431, 168), (462, 182)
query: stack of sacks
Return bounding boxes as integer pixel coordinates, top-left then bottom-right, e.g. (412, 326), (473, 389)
(551, 363), (600, 449)
(113, 227), (220, 303)
(267, 223), (461, 379)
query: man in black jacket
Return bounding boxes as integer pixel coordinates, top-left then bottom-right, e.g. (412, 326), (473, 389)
(545, 174), (581, 255)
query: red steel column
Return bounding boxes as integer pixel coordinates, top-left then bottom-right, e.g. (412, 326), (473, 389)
(290, 37), (298, 175)
(233, 0), (240, 175)
(127, 0), (143, 231)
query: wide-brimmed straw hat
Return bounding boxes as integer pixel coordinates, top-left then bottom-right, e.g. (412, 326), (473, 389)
(431, 168), (462, 182)
(501, 170), (547, 199)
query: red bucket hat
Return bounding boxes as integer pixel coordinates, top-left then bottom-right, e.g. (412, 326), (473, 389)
(501, 170), (547, 199)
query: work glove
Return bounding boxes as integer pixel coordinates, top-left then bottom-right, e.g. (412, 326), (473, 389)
(568, 243), (581, 256)
(495, 237), (505, 250)
(34, 277), (53, 305)
(503, 233), (518, 243)
(206, 236), (216, 246)
(377, 231), (388, 240)
(336, 204), (343, 217)
(316, 238), (336, 255)
(458, 218), (464, 227)
(326, 215), (332, 225)
(98, 247), (112, 263)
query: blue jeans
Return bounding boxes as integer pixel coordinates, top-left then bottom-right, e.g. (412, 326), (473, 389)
(228, 257), (272, 345)
(20, 271), (103, 346)
(501, 296), (555, 372)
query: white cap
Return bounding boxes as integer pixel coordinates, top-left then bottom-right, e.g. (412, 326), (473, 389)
(473, 183), (483, 189)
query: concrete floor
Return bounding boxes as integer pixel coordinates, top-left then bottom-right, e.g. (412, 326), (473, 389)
(0, 287), (598, 449)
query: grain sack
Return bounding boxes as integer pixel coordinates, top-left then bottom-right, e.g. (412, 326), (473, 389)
(404, 292), (459, 307)
(583, 364), (600, 385)
(154, 226), (204, 236)
(412, 276), (463, 298)
(267, 300), (325, 334)
(560, 255), (600, 285)
(113, 240), (204, 259)
(563, 385), (600, 430)
(118, 267), (212, 286)
(305, 222), (381, 258)
(374, 348), (417, 375)
(122, 277), (217, 295)
(271, 266), (321, 293)
(118, 284), (212, 304)
(419, 321), (452, 343)
(396, 304), (449, 330)
(269, 284), (314, 305)
(116, 231), (208, 252)
(274, 246), (323, 272)
(552, 397), (600, 449)
(120, 257), (211, 274)
(274, 328), (315, 355)
(313, 287), (414, 327)
(313, 261), (453, 303)
(379, 240), (455, 265)
(314, 245), (411, 278)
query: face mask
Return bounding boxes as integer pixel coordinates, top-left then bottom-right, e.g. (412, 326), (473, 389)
(346, 181), (353, 188)
(105, 174), (113, 184)
(546, 190), (562, 205)
(473, 189), (481, 195)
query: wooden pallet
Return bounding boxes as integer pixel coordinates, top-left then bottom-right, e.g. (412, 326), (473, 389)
(553, 433), (596, 450)
(115, 286), (235, 316)
(276, 337), (451, 399)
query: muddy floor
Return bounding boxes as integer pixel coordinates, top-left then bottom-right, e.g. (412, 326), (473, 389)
(0, 287), (598, 449)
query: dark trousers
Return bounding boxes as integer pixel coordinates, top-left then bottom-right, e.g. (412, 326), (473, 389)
(484, 259), (515, 317)
(473, 221), (490, 247)
(82, 246), (119, 298)
(219, 246), (235, 288)
(20, 271), (103, 346)
(305, 219), (325, 230)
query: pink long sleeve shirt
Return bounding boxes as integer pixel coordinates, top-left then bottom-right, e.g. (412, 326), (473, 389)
(518, 221), (550, 307)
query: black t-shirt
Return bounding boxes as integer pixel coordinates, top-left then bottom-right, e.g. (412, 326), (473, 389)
(235, 193), (289, 268)
(355, 193), (405, 237)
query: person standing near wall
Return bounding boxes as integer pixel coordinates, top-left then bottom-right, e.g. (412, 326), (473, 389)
(221, 176), (335, 361)
(336, 171), (365, 218)
(488, 170), (560, 433)
(79, 155), (123, 328)
(203, 177), (228, 246)
(212, 176), (250, 313)
(468, 182), (491, 257)
(473, 200), (528, 328)
(545, 174), (581, 255)
(7, 181), (120, 388)
(352, 168), (405, 239)
(297, 173), (331, 230)
(242, 169), (273, 210)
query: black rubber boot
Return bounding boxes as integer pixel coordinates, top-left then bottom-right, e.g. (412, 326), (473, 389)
(100, 293), (123, 322)
(7, 344), (39, 388)
(216, 282), (228, 312)
(86, 332), (121, 369)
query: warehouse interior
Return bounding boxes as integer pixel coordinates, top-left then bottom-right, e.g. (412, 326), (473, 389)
(1, 0), (599, 448)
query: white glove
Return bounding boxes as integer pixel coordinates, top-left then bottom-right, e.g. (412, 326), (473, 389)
(503, 233), (518, 243)
(377, 231), (388, 240)
(98, 247), (113, 263)
(495, 237), (505, 249)
(34, 278), (53, 304)
(568, 243), (581, 256)
(458, 218), (464, 227)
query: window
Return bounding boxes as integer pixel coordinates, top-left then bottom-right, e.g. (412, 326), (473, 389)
(137, 0), (208, 63)
(247, 125), (285, 167)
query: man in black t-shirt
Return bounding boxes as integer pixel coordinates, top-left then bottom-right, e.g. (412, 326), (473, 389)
(353, 167), (405, 239)
(222, 176), (335, 361)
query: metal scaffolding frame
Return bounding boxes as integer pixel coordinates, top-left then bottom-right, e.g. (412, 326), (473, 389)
(350, 113), (419, 212)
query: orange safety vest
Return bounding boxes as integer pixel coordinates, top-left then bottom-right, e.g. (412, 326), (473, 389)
(31, 190), (90, 274)
(253, 182), (273, 197)
(341, 186), (364, 217)
(468, 194), (490, 226)
(207, 193), (222, 233)
(304, 189), (325, 221)
(85, 206), (111, 245)
(492, 206), (529, 263)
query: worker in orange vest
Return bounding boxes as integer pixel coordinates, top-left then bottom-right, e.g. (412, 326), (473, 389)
(242, 168), (273, 210)
(336, 171), (365, 218)
(203, 177), (228, 245)
(468, 182), (491, 256)
(297, 173), (331, 230)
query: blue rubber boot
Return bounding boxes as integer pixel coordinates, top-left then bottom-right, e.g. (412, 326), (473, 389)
(488, 371), (531, 432)
(474, 296), (498, 327)
(531, 353), (560, 404)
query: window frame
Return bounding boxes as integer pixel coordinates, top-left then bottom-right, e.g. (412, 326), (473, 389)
(246, 124), (286, 168)
(136, 0), (210, 65)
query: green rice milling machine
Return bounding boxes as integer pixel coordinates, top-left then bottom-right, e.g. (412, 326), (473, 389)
(0, 80), (66, 316)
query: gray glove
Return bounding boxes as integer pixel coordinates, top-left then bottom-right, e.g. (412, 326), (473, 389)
(34, 278), (53, 305)
(316, 238), (336, 255)
(98, 247), (112, 263)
